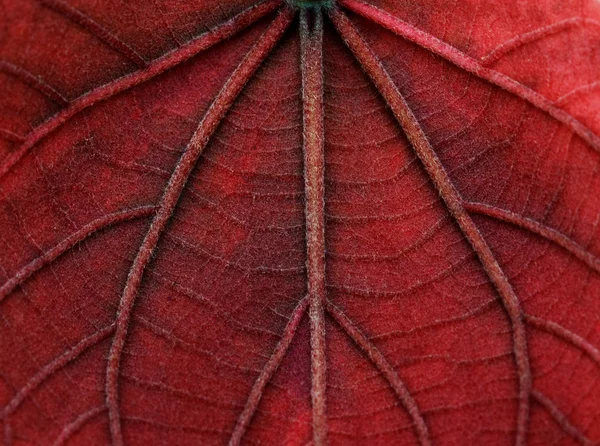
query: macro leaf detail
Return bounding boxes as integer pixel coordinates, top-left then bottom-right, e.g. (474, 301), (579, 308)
(1, 0), (600, 445)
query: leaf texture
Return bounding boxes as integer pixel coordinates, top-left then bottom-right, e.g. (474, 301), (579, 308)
(1, 0), (600, 445)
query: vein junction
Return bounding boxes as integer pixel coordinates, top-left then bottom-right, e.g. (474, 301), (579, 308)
(1, 2), (599, 445)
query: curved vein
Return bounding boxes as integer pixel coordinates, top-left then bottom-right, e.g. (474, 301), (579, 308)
(40, 0), (147, 67)
(0, 0), (283, 180)
(0, 129), (25, 143)
(52, 406), (107, 446)
(481, 17), (600, 66)
(337, 0), (600, 154)
(524, 314), (600, 367)
(0, 205), (157, 303)
(557, 81), (600, 105)
(229, 296), (309, 445)
(531, 390), (595, 446)
(325, 299), (431, 446)
(0, 324), (114, 420)
(0, 61), (68, 105)
(104, 10), (294, 445)
(329, 9), (532, 445)
(465, 201), (600, 274)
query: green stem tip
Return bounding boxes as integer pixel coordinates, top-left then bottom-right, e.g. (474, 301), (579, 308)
(287, 0), (334, 10)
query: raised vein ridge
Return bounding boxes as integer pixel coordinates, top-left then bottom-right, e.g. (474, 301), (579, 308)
(329, 9), (533, 445)
(531, 390), (595, 446)
(0, 205), (157, 303)
(52, 406), (107, 446)
(104, 10), (294, 445)
(300, 8), (328, 445)
(0, 61), (68, 105)
(229, 297), (309, 445)
(465, 201), (600, 274)
(40, 0), (147, 67)
(325, 299), (431, 446)
(0, 0), (283, 180)
(338, 0), (600, 154)
(0, 324), (115, 420)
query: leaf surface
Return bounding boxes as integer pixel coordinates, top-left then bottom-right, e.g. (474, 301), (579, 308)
(1, 0), (600, 445)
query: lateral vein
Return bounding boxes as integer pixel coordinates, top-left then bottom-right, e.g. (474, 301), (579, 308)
(104, 10), (294, 445)
(330, 9), (532, 446)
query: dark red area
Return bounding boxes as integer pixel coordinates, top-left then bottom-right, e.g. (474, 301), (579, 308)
(0, 0), (599, 445)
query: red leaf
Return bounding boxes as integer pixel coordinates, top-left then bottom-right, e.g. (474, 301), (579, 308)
(1, 0), (599, 444)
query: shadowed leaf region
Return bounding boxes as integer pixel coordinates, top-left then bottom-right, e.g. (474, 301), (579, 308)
(0, 0), (599, 445)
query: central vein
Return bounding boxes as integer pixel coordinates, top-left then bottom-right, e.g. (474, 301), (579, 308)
(300, 8), (328, 446)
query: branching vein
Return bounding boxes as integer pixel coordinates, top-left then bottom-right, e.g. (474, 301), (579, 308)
(0, 61), (68, 105)
(40, 0), (147, 67)
(329, 9), (532, 445)
(0, 0), (283, 180)
(465, 201), (600, 274)
(229, 297), (309, 445)
(0, 205), (156, 304)
(104, 9), (294, 445)
(0, 324), (114, 420)
(525, 314), (600, 367)
(338, 0), (600, 154)
(532, 390), (595, 446)
(325, 299), (431, 446)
